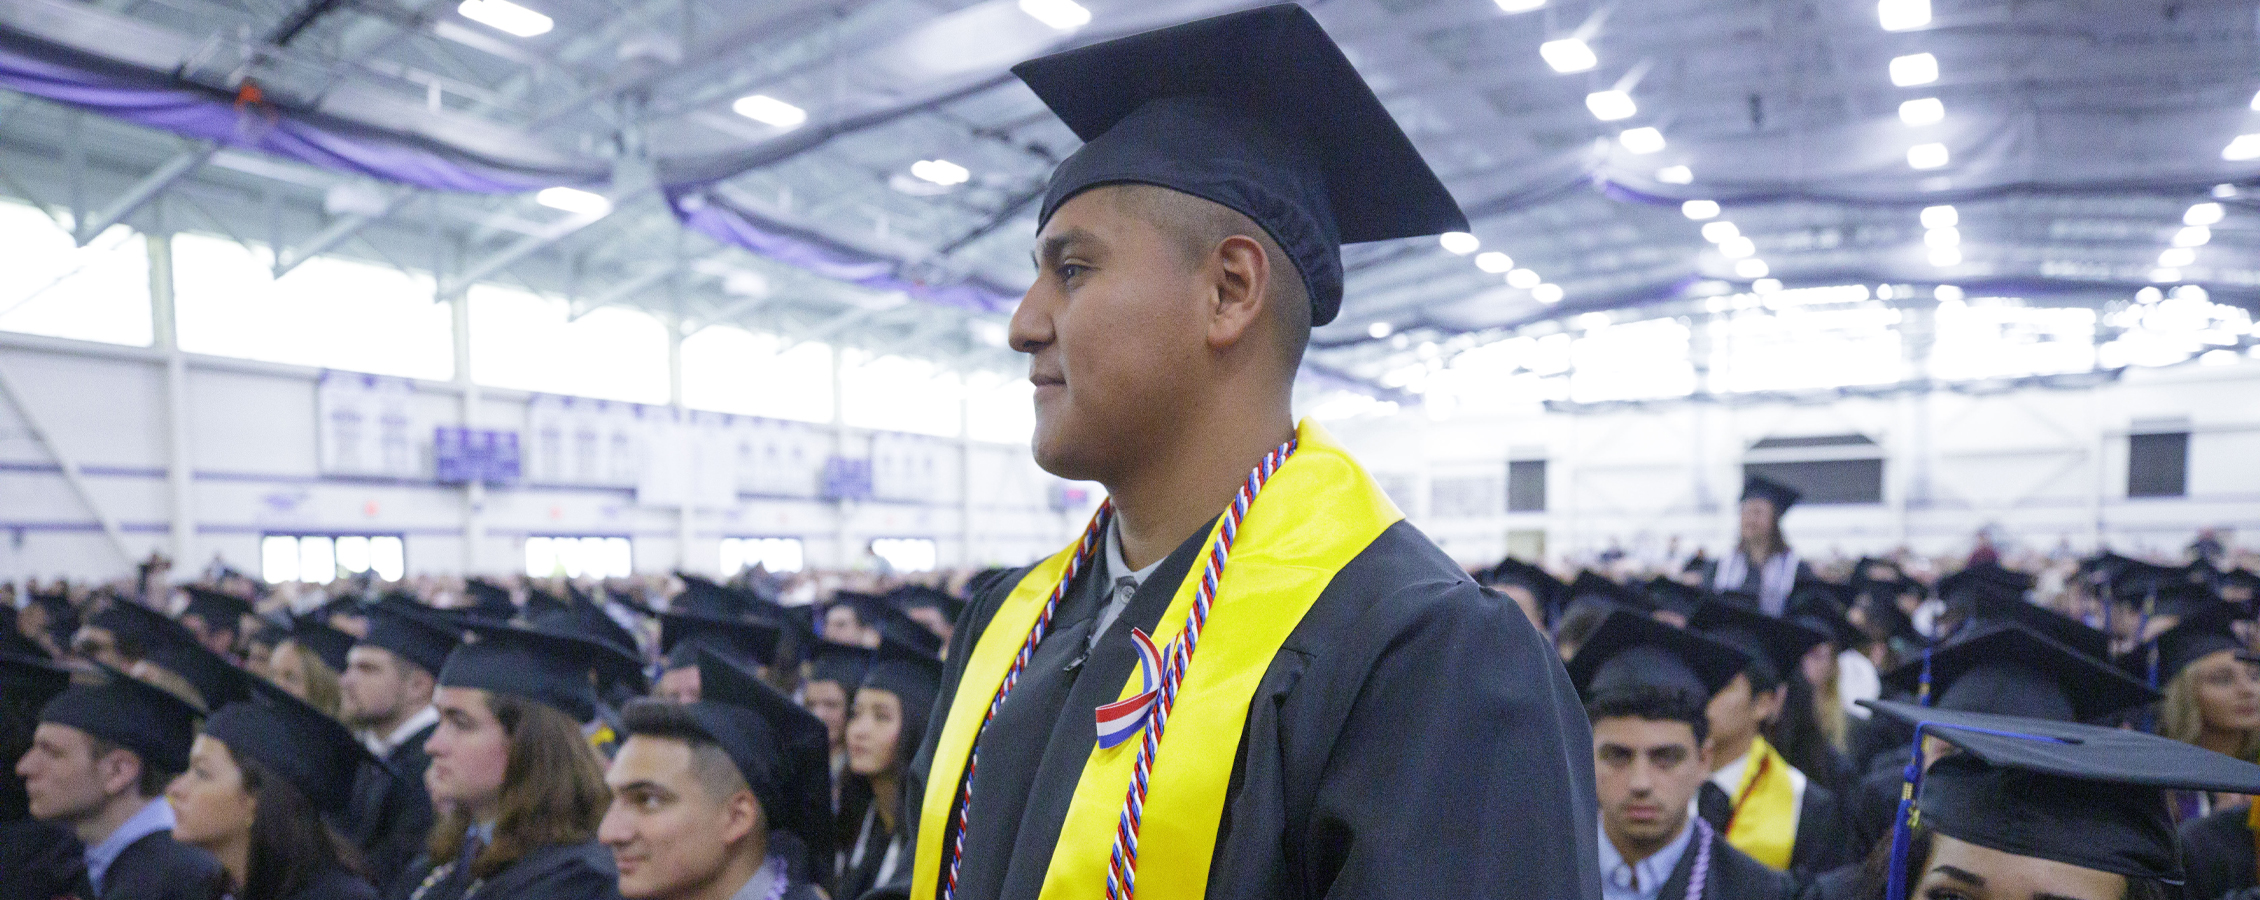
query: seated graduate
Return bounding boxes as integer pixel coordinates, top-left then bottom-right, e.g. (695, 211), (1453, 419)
(178, 586), (255, 661)
(2137, 601), (2260, 819)
(1, 650), (88, 900)
(600, 649), (835, 900)
(884, 586), (962, 653)
(798, 641), (870, 807)
(341, 597), (458, 897)
(397, 622), (622, 900)
(269, 615), (358, 717)
(653, 601), (780, 706)
(14, 662), (222, 900)
(1688, 600), (1851, 885)
(1849, 699), (2260, 900)
(834, 631), (940, 900)
(1568, 611), (1793, 900)
(167, 673), (382, 900)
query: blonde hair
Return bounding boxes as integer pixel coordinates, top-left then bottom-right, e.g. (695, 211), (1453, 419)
(273, 640), (343, 718)
(2161, 662), (2260, 762)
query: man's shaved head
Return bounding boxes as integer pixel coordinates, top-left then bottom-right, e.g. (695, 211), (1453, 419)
(1106, 184), (1311, 372)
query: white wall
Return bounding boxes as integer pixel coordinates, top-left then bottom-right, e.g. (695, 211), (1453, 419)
(0, 330), (1090, 581)
(1327, 359), (2260, 567)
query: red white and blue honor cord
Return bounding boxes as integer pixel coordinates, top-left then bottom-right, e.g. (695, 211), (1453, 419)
(941, 437), (1299, 900)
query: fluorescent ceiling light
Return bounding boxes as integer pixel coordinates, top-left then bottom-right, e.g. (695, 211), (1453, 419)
(1656, 165), (1694, 184)
(1506, 268), (1543, 289)
(1920, 204), (1958, 228)
(1889, 53), (1939, 87)
(1017, 0), (1091, 30)
(1907, 142), (1949, 169)
(1734, 258), (1770, 279)
(2252, 90), (2260, 111)
(1700, 221), (1739, 243)
(1719, 236), (1756, 259)
(2215, 184), (2240, 199)
(458, 0), (552, 37)
(1899, 97), (1944, 126)
(1618, 127), (1666, 154)
(1752, 278), (1784, 295)
(1924, 226), (1959, 248)
(2149, 267), (2183, 283)
(1878, 0), (1930, 30)
(1540, 38), (1597, 73)
(1531, 283), (1565, 304)
(2159, 247), (2197, 268)
(2185, 202), (2226, 226)
(1934, 284), (1964, 302)
(910, 159), (971, 186)
(2222, 134), (2260, 161)
(1495, 0), (1545, 11)
(732, 94), (807, 128)
(2136, 286), (2163, 303)
(1439, 231), (1480, 254)
(1681, 200), (1720, 220)
(1586, 90), (1637, 121)
(1368, 321), (1394, 339)
(2174, 226), (2212, 247)
(1475, 251), (1515, 273)
(1929, 245), (1961, 267)
(2202, 348), (2240, 366)
(535, 186), (609, 215)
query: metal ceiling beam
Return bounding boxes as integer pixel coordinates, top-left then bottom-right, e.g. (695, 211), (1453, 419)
(438, 200), (623, 297)
(274, 187), (413, 277)
(75, 142), (217, 244)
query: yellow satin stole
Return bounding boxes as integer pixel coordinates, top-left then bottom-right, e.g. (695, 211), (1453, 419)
(1723, 735), (1799, 870)
(912, 419), (1401, 900)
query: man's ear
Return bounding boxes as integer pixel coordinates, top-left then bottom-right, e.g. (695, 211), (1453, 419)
(724, 790), (765, 845)
(98, 748), (142, 798)
(1205, 234), (1272, 351)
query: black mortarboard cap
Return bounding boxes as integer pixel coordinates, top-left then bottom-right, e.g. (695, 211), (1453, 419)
(888, 585), (966, 628)
(2147, 580), (2224, 620)
(522, 585), (571, 620)
(3, 609), (51, 661)
(180, 587), (254, 634)
(804, 640), (871, 689)
(437, 622), (608, 721)
(284, 615), (357, 673)
(1643, 577), (1709, 618)
(689, 649), (835, 867)
(2142, 602), (2255, 687)
(203, 677), (384, 817)
(85, 600), (166, 657)
(861, 635), (944, 727)
(1012, 4), (1468, 326)
(1566, 610), (1754, 701)
(103, 601), (250, 711)
(1867, 699), (2260, 884)
(1964, 591), (2108, 663)
(1487, 558), (1566, 613)
(1567, 571), (1648, 613)
(558, 583), (643, 661)
(39, 663), (202, 773)
(822, 590), (888, 628)
(461, 578), (518, 622)
(2105, 560), (2184, 605)
(660, 610), (779, 674)
(1, 652), (73, 710)
(871, 606), (944, 660)
(359, 597), (459, 675)
(1739, 475), (1801, 513)
(522, 610), (650, 696)
(679, 574), (755, 619)
(1883, 622), (2156, 723)
(1786, 580), (1864, 650)
(1690, 600), (1828, 688)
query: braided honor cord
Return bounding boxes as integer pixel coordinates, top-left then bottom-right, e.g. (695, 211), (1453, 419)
(1103, 437), (1298, 900)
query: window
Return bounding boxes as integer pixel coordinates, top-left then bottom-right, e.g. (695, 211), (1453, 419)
(172, 234), (454, 380)
(525, 536), (634, 578)
(469, 285), (669, 404)
(262, 534), (405, 583)
(1743, 434), (1885, 505)
(870, 538), (938, 573)
(722, 537), (805, 574)
(2127, 432), (2189, 498)
(1507, 459), (1547, 512)
(0, 199), (152, 346)
(680, 325), (835, 422)
(841, 350), (963, 438)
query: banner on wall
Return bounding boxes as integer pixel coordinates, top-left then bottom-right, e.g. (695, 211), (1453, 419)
(636, 409), (739, 509)
(316, 372), (425, 478)
(526, 395), (647, 488)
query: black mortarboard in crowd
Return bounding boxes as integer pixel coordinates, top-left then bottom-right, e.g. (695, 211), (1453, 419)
(804, 640), (871, 689)
(1566, 571), (1647, 614)
(1884, 622), (2155, 723)
(2, 608), (51, 660)
(437, 621), (610, 722)
(522, 585), (571, 620)
(39, 663), (202, 773)
(861, 635), (946, 762)
(101, 600), (249, 711)
(521, 610), (649, 697)
(1, 652), (73, 711)
(2104, 559), (2185, 606)
(1690, 600), (1827, 690)
(1642, 577), (1709, 619)
(26, 588), (78, 649)
(461, 578), (518, 622)
(203, 677), (385, 818)
(888, 585), (966, 629)
(872, 606), (944, 659)
(283, 615), (358, 673)
(822, 591), (888, 631)
(358, 596), (459, 676)
(660, 609), (779, 674)
(1566, 610), (1754, 702)
(678, 574), (754, 619)
(1011, 4), (1467, 326)
(1963, 589), (2109, 663)
(1937, 563), (2035, 610)
(2139, 602), (2255, 688)
(1785, 581), (1864, 650)
(179, 587), (254, 635)
(1866, 699), (2260, 888)
(1486, 558), (1566, 617)
(1738, 475), (1801, 514)
(84, 600), (163, 659)
(689, 649), (836, 866)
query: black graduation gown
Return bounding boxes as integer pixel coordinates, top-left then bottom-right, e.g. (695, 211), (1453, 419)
(892, 519), (1601, 900)
(1697, 773), (1853, 893)
(285, 867), (381, 900)
(1654, 825), (1795, 900)
(834, 810), (904, 900)
(349, 722), (439, 899)
(394, 841), (621, 900)
(0, 818), (85, 900)
(1794, 863), (1866, 900)
(86, 828), (225, 900)
(2179, 806), (2256, 900)
(1846, 750), (1910, 864)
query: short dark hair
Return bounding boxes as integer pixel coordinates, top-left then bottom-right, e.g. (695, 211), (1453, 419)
(1585, 684), (1710, 748)
(83, 734), (174, 799)
(1108, 184), (1312, 370)
(619, 699), (754, 802)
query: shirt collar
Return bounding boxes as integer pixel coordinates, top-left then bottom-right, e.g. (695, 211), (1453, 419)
(1103, 520), (1165, 589)
(363, 704), (440, 757)
(85, 797), (175, 894)
(1597, 812), (1696, 900)
(727, 854), (785, 900)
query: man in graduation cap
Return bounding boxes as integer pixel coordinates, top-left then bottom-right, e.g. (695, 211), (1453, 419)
(340, 596), (458, 895)
(1687, 601), (1851, 886)
(898, 7), (1598, 900)
(178, 586), (255, 660)
(14, 664), (223, 899)
(1706, 477), (1810, 616)
(602, 649), (833, 900)
(1569, 611), (1793, 900)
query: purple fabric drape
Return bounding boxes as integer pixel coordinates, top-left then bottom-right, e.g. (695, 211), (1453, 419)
(668, 186), (1020, 315)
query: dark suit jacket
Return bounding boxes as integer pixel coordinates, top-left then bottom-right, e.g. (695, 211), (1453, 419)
(1699, 775), (1853, 895)
(349, 723), (437, 898)
(91, 829), (224, 900)
(2180, 806), (2257, 900)
(285, 867), (381, 900)
(0, 819), (84, 900)
(394, 840), (620, 900)
(1657, 824), (1795, 900)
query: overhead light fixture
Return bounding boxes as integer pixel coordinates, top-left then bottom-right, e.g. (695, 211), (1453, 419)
(1889, 52), (1939, 87)
(2170, 285), (2209, 302)
(1017, 0), (1091, 30)
(910, 159), (971, 186)
(1439, 231), (1481, 254)
(1475, 251), (1515, 273)
(732, 94), (807, 128)
(1700, 221), (1739, 243)
(1618, 127), (1666, 154)
(2185, 202), (2226, 226)
(1899, 97), (1945, 126)
(1586, 90), (1637, 121)
(1907, 142), (1950, 169)
(1531, 283), (1565, 303)
(2222, 134), (2260, 161)
(1924, 226), (1960, 248)
(2149, 267), (2183, 283)
(1656, 165), (1694, 184)
(1878, 0), (1930, 30)
(2159, 247), (2197, 268)
(1681, 200), (1721, 220)
(1506, 268), (1543, 289)
(2251, 89), (2260, 111)
(1929, 245), (1961, 267)
(1734, 258), (1770, 279)
(535, 186), (610, 215)
(1920, 204), (1958, 228)
(2174, 226), (2212, 247)
(1719, 236), (1756, 259)
(2214, 184), (2240, 199)
(1495, 0), (1545, 11)
(1368, 321), (1394, 339)
(2136, 286), (2163, 303)
(1934, 284), (1965, 302)
(458, 0), (553, 37)
(1540, 38), (1597, 73)
(1752, 278), (1784, 294)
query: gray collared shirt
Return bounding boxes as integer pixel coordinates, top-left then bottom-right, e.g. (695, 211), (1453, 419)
(1088, 520), (1165, 650)
(86, 797), (175, 894)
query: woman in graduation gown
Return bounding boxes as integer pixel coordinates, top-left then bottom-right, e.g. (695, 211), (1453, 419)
(165, 674), (379, 900)
(835, 636), (940, 900)
(2143, 603), (2260, 821)
(394, 623), (621, 900)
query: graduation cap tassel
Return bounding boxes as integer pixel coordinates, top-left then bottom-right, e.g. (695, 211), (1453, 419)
(1917, 645), (1934, 706)
(1884, 720), (2076, 900)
